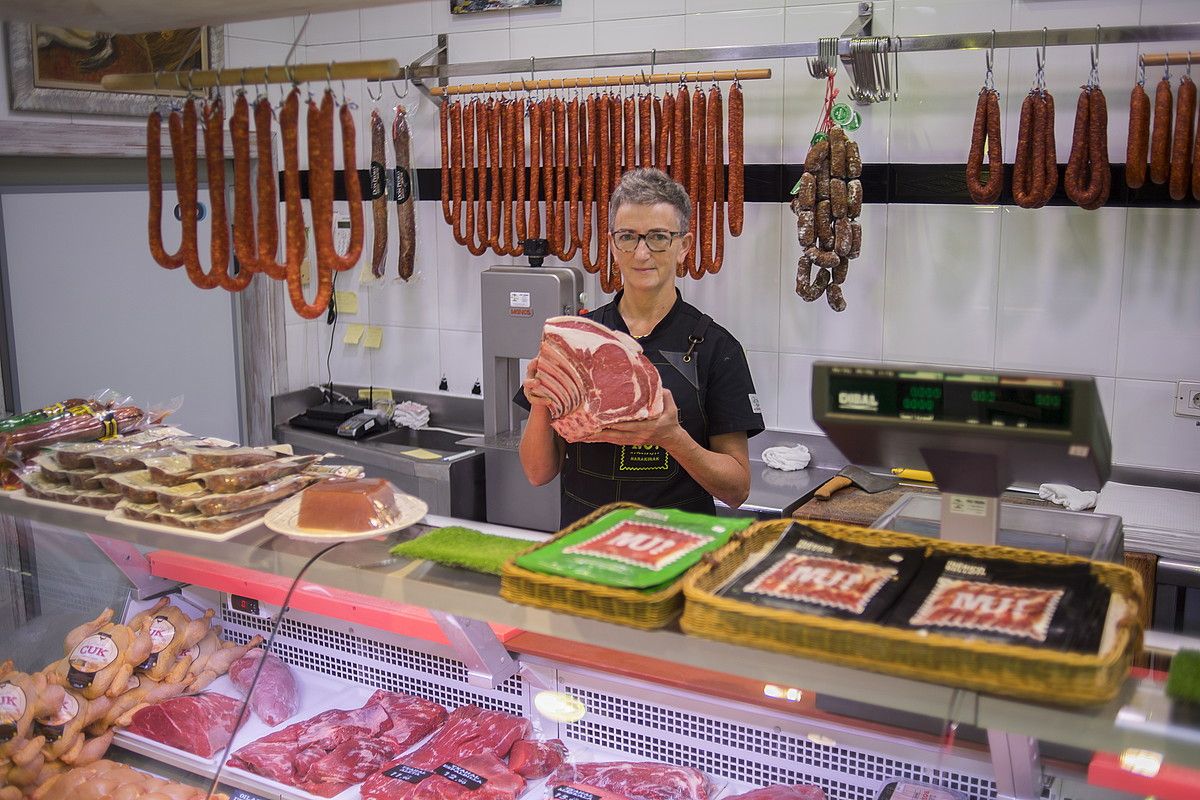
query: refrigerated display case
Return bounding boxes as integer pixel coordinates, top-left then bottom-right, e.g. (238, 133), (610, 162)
(2, 492), (1198, 800)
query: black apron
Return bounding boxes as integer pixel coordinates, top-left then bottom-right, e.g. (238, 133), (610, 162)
(560, 316), (713, 526)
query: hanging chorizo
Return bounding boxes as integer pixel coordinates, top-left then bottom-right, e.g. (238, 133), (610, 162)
(283, 88), (331, 319)
(639, 92), (652, 168)
(253, 96), (285, 279)
(527, 99), (543, 241)
(688, 86), (707, 279)
(1126, 83), (1150, 189)
(1169, 75), (1195, 201)
(561, 95), (581, 262)
(513, 97), (526, 252)
(488, 97), (503, 253)
(147, 109), (186, 269)
(706, 84), (724, 274)
(580, 93), (601, 274)
(394, 104), (417, 280)
(1150, 76), (1172, 185)
(370, 108), (389, 277)
(186, 97), (230, 290)
(440, 98), (453, 225)
(727, 81), (744, 235)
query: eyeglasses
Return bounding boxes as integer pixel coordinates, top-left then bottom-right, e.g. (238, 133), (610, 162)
(610, 229), (684, 253)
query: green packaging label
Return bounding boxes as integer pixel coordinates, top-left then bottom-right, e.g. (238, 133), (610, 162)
(516, 508), (753, 589)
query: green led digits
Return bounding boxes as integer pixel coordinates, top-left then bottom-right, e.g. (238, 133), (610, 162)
(971, 389), (998, 403)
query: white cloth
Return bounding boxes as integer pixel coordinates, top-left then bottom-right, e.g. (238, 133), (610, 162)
(761, 444), (811, 472)
(392, 400), (431, 430)
(1039, 483), (1098, 512)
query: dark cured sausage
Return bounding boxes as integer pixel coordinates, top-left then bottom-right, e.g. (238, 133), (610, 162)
(462, 99), (487, 256)
(393, 104), (416, 280)
(706, 84), (724, 274)
(310, 91), (365, 272)
(1028, 90), (1049, 208)
(370, 109), (388, 277)
(230, 94), (259, 286)
(1039, 91), (1058, 206)
(623, 95), (636, 175)
(727, 82), (744, 235)
(1066, 88), (1106, 208)
(513, 97), (526, 252)
(282, 89), (330, 319)
(672, 85), (689, 186)
(1126, 83), (1150, 189)
(476, 98), (492, 254)
(687, 87), (706, 279)
(598, 93), (617, 293)
(965, 88), (1003, 204)
(551, 96), (566, 258)
(254, 97), (285, 279)
(450, 100), (467, 245)
(1080, 88), (1110, 209)
(658, 93), (674, 173)
(332, 99), (365, 269)
(527, 99), (543, 240)
(1150, 76), (1172, 185)
(609, 91), (622, 188)
(580, 94), (600, 274)
(560, 96), (579, 261)
(639, 93), (652, 168)
(440, 99), (453, 225)
(147, 110), (185, 269)
(487, 97), (502, 253)
(499, 100), (516, 256)
(189, 98), (232, 290)
(1011, 93), (1038, 209)
(1170, 76), (1195, 201)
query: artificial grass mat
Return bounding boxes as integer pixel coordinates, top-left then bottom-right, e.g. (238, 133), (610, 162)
(389, 526), (531, 575)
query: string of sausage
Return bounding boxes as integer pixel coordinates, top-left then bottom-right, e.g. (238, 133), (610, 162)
(688, 86), (706, 279)
(1150, 76), (1172, 185)
(499, 99), (516, 257)
(527, 99), (542, 241)
(1169, 75), (1195, 202)
(705, 84), (725, 274)
(440, 100), (454, 226)
(310, 90), (365, 272)
(639, 93), (652, 168)
(623, 95), (636, 175)
(559, 96), (579, 262)
(1065, 87), (1109, 209)
(544, 97), (559, 257)
(727, 82), (744, 236)
(965, 87), (1003, 204)
(253, 97), (286, 279)
(513, 97), (526, 253)
(597, 93), (617, 293)
(487, 98), (502, 253)
(475, 98), (492, 255)
(370, 109), (388, 277)
(463, 99), (487, 256)
(609, 90), (622, 190)
(225, 93), (257, 290)
(186, 98), (229, 290)
(1126, 82), (1150, 190)
(580, 94), (601, 274)
(673, 85), (690, 277)
(657, 93), (673, 173)
(283, 88), (332, 319)
(394, 104), (416, 280)
(1011, 90), (1056, 209)
(147, 107), (186, 269)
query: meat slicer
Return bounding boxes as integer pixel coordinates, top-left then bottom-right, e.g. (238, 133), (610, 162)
(475, 240), (584, 531)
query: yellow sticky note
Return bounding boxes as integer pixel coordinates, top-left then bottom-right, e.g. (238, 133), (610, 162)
(335, 291), (359, 315)
(360, 261), (375, 284)
(343, 323), (365, 345)
(358, 388), (394, 402)
(363, 326), (384, 349)
(401, 448), (442, 460)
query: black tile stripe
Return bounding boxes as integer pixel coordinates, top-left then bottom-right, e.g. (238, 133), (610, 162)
(284, 165), (1200, 209)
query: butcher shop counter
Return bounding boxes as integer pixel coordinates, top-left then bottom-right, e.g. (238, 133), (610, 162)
(3, 488), (1200, 792)
(271, 386), (487, 520)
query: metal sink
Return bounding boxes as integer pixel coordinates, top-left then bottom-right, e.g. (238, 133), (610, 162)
(371, 427), (473, 453)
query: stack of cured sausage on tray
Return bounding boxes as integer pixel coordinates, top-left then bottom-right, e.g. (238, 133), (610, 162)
(146, 88), (418, 320)
(438, 79), (746, 292)
(1127, 67), (1200, 200)
(789, 71), (863, 313)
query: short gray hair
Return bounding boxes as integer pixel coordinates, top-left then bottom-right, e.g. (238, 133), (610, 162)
(608, 168), (691, 231)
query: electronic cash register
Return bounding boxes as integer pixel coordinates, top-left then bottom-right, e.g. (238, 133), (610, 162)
(811, 363), (1119, 557)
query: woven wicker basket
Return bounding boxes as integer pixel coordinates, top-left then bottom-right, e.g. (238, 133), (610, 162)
(681, 519), (1144, 705)
(500, 502), (728, 630)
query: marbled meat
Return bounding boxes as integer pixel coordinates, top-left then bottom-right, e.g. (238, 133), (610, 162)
(548, 761), (710, 800)
(124, 691), (244, 758)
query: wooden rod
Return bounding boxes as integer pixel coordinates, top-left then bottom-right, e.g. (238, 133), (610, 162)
(100, 59), (402, 93)
(430, 68), (772, 97)
(1141, 52), (1200, 69)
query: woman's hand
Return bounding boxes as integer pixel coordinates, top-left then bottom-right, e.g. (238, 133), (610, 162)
(579, 390), (685, 449)
(522, 356), (556, 410)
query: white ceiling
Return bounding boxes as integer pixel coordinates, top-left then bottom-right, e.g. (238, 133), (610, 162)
(0, 1), (404, 34)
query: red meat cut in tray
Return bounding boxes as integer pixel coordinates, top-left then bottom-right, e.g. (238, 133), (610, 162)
(533, 316), (664, 443)
(365, 753), (526, 800)
(227, 690), (449, 794)
(724, 784), (827, 800)
(124, 692), (244, 759)
(361, 705), (532, 800)
(229, 649), (300, 726)
(508, 738), (568, 778)
(548, 761), (710, 800)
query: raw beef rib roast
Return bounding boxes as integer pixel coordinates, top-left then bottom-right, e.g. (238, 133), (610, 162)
(533, 316), (664, 442)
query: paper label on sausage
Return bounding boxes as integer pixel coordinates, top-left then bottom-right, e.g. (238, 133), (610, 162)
(394, 168), (412, 204)
(67, 632), (119, 689)
(34, 691), (79, 743)
(370, 161), (387, 200)
(0, 682), (28, 742)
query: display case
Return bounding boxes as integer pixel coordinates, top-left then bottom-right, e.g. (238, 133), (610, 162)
(2, 493), (1198, 800)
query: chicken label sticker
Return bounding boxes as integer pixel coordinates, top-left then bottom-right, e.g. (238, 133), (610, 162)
(909, 578), (1063, 642)
(0, 682), (27, 742)
(563, 521), (713, 571)
(34, 691), (79, 743)
(745, 554), (898, 615)
(138, 616), (177, 671)
(67, 633), (119, 689)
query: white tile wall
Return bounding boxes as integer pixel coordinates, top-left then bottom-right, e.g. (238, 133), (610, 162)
(269, 1), (1200, 476)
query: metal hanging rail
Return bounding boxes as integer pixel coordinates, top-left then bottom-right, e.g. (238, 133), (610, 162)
(429, 68), (771, 97)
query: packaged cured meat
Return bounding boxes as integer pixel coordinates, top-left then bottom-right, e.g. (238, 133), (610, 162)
(144, 453), (200, 485)
(123, 691), (245, 758)
(296, 477), (400, 532)
(725, 785), (826, 800)
(2, 408), (172, 467)
(178, 445), (284, 471)
(228, 649), (300, 726)
(155, 480), (207, 513)
(31, 453), (72, 483)
(63, 468), (106, 491)
(885, 554), (1109, 652)
(197, 453), (321, 493)
(515, 507), (753, 589)
(16, 470), (120, 509)
(508, 738), (567, 778)
(191, 474), (315, 516)
(718, 524), (923, 622)
(547, 761), (709, 800)
(98, 470), (167, 504)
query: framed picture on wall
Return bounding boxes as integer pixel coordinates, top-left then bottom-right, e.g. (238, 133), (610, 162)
(4, 22), (223, 116)
(452, 0), (562, 13)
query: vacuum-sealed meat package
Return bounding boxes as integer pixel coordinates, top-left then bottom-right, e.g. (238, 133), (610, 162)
(718, 524), (924, 621)
(508, 738), (567, 778)
(547, 761), (709, 800)
(229, 649), (300, 726)
(884, 554), (1109, 652)
(191, 474), (315, 516)
(197, 454), (321, 493)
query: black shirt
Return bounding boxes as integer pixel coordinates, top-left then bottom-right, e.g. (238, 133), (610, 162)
(518, 290), (764, 526)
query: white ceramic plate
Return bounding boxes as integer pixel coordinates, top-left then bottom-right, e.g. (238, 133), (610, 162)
(263, 489), (428, 542)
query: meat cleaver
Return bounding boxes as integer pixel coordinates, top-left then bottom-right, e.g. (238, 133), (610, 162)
(814, 465), (898, 501)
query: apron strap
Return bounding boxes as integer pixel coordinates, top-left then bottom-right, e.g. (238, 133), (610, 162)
(683, 314), (712, 363)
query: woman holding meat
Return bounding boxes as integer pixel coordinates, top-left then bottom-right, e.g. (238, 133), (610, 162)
(518, 168), (764, 527)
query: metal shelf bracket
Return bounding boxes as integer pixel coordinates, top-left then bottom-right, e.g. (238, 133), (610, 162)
(429, 609), (519, 689)
(410, 34), (450, 106)
(987, 729), (1044, 800)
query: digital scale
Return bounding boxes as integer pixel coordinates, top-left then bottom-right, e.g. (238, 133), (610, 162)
(812, 362), (1115, 551)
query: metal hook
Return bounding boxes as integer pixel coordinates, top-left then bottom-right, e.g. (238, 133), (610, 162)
(1188, 51), (1193, 78)
(892, 35), (900, 101)
(326, 62), (334, 93)
(1137, 53), (1146, 86)
(187, 67), (198, 96)
(366, 77), (382, 103)
(1090, 25), (1101, 86)
(985, 29), (995, 86)
(1035, 27), (1047, 91)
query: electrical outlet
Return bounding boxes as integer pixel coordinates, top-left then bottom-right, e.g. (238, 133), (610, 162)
(1175, 381), (1200, 418)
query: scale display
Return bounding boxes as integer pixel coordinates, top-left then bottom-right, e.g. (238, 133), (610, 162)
(827, 367), (1072, 430)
